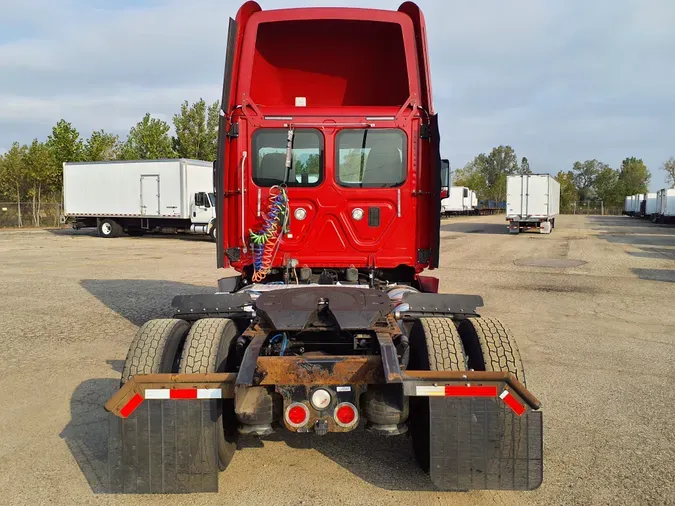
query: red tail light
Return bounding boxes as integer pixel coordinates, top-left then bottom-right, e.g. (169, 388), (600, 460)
(285, 403), (310, 427)
(334, 402), (358, 427)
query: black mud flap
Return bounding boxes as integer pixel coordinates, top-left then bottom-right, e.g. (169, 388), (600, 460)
(429, 397), (543, 491)
(108, 400), (219, 493)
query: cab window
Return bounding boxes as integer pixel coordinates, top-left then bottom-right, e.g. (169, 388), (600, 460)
(252, 129), (323, 187)
(336, 129), (406, 188)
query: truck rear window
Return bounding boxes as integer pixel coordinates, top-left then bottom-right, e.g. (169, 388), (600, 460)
(336, 129), (406, 188)
(252, 129), (323, 187)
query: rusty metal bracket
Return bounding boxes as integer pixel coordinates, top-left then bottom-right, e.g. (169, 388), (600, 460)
(376, 333), (403, 383)
(235, 334), (267, 386)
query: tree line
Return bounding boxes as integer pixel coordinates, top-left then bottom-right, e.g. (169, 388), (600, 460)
(0, 99), (219, 226)
(453, 145), (674, 210)
(3, 100), (675, 225)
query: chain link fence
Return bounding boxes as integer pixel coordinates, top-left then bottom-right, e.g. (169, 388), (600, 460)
(0, 202), (64, 228)
(561, 201), (622, 216)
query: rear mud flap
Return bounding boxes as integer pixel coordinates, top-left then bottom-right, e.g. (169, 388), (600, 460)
(109, 400), (219, 493)
(429, 397), (542, 491)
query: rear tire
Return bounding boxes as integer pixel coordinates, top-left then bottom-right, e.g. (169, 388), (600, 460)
(178, 318), (239, 471)
(407, 317), (467, 472)
(121, 318), (190, 384)
(456, 317), (525, 385)
(99, 218), (122, 238)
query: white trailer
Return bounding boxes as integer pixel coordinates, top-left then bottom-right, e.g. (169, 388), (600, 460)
(623, 196), (631, 215)
(656, 188), (675, 223)
(506, 174), (560, 234)
(62, 159), (217, 239)
(644, 193), (658, 218)
(441, 186), (473, 215)
(633, 194), (645, 217)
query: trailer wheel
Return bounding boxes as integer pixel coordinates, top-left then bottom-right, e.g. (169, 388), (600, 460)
(120, 318), (190, 384)
(99, 218), (122, 238)
(407, 317), (467, 472)
(178, 318), (239, 471)
(456, 317), (525, 385)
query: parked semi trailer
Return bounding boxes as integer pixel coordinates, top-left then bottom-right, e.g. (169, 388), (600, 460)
(104, 1), (543, 494)
(506, 174), (560, 234)
(62, 159), (217, 239)
(656, 188), (675, 223)
(644, 193), (658, 220)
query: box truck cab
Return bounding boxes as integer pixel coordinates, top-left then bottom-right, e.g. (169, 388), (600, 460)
(62, 159), (218, 239)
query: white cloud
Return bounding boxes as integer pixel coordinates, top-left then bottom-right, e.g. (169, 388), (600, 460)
(0, 0), (673, 189)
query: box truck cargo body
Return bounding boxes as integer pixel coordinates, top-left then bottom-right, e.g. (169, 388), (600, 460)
(506, 174), (560, 234)
(623, 196), (631, 215)
(441, 186), (474, 214)
(62, 159), (217, 238)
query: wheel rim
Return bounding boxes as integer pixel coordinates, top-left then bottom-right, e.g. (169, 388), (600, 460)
(101, 222), (112, 235)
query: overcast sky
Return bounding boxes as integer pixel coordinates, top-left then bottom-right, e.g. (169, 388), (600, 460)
(1, 0), (673, 190)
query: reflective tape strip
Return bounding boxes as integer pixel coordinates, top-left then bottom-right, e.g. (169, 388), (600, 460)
(196, 388), (222, 399)
(119, 393), (144, 418)
(416, 386), (446, 396)
(500, 390), (526, 416)
(415, 385), (499, 397)
(445, 385), (498, 397)
(144, 388), (222, 400)
(145, 389), (171, 399)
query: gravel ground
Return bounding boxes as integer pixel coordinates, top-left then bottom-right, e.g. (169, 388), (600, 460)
(0, 215), (674, 506)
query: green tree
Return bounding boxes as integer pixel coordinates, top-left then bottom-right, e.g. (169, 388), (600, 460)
(172, 99), (220, 161)
(24, 139), (58, 226)
(46, 119), (84, 190)
(0, 143), (28, 226)
(461, 145), (519, 200)
(617, 157), (650, 195)
(453, 161), (487, 198)
(593, 166), (622, 208)
(518, 156), (532, 175)
(84, 130), (119, 161)
(662, 157), (675, 188)
(121, 113), (175, 160)
(556, 170), (579, 211)
(572, 159), (607, 201)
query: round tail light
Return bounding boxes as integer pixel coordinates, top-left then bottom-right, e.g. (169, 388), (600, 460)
(334, 402), (358, 428)
(285, 403), (310, 428)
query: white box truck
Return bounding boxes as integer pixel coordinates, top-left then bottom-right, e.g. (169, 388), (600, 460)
(506, 174), (560, 234)
(623, 196), (631, 215)
(62, 159), (217, 239)
(441, 186), (474, 215)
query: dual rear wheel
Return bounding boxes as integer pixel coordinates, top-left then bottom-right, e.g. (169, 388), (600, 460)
(407, 316), (525, 471)
(121, 317), (240, 471)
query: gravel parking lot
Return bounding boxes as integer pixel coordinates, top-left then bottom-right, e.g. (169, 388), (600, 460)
(0, 214), (673, 506)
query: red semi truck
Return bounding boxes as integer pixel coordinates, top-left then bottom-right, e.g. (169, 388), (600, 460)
(105, 1), (543, 493)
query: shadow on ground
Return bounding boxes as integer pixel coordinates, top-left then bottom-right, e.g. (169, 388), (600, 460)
(587, 216), (675, 234)
(633, 268), (675, 283)
(80, 279), (214, 326)
(49, 227), (212, 242)
(626, 247), (675, 260)
(60, 377), (119, 494)
(254, 428), (434, 491)
(441, 221), (507, 235)
(63, 378), (436, 493)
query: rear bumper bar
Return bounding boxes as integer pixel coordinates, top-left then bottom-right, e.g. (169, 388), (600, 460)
(105, 356), (540, 419)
